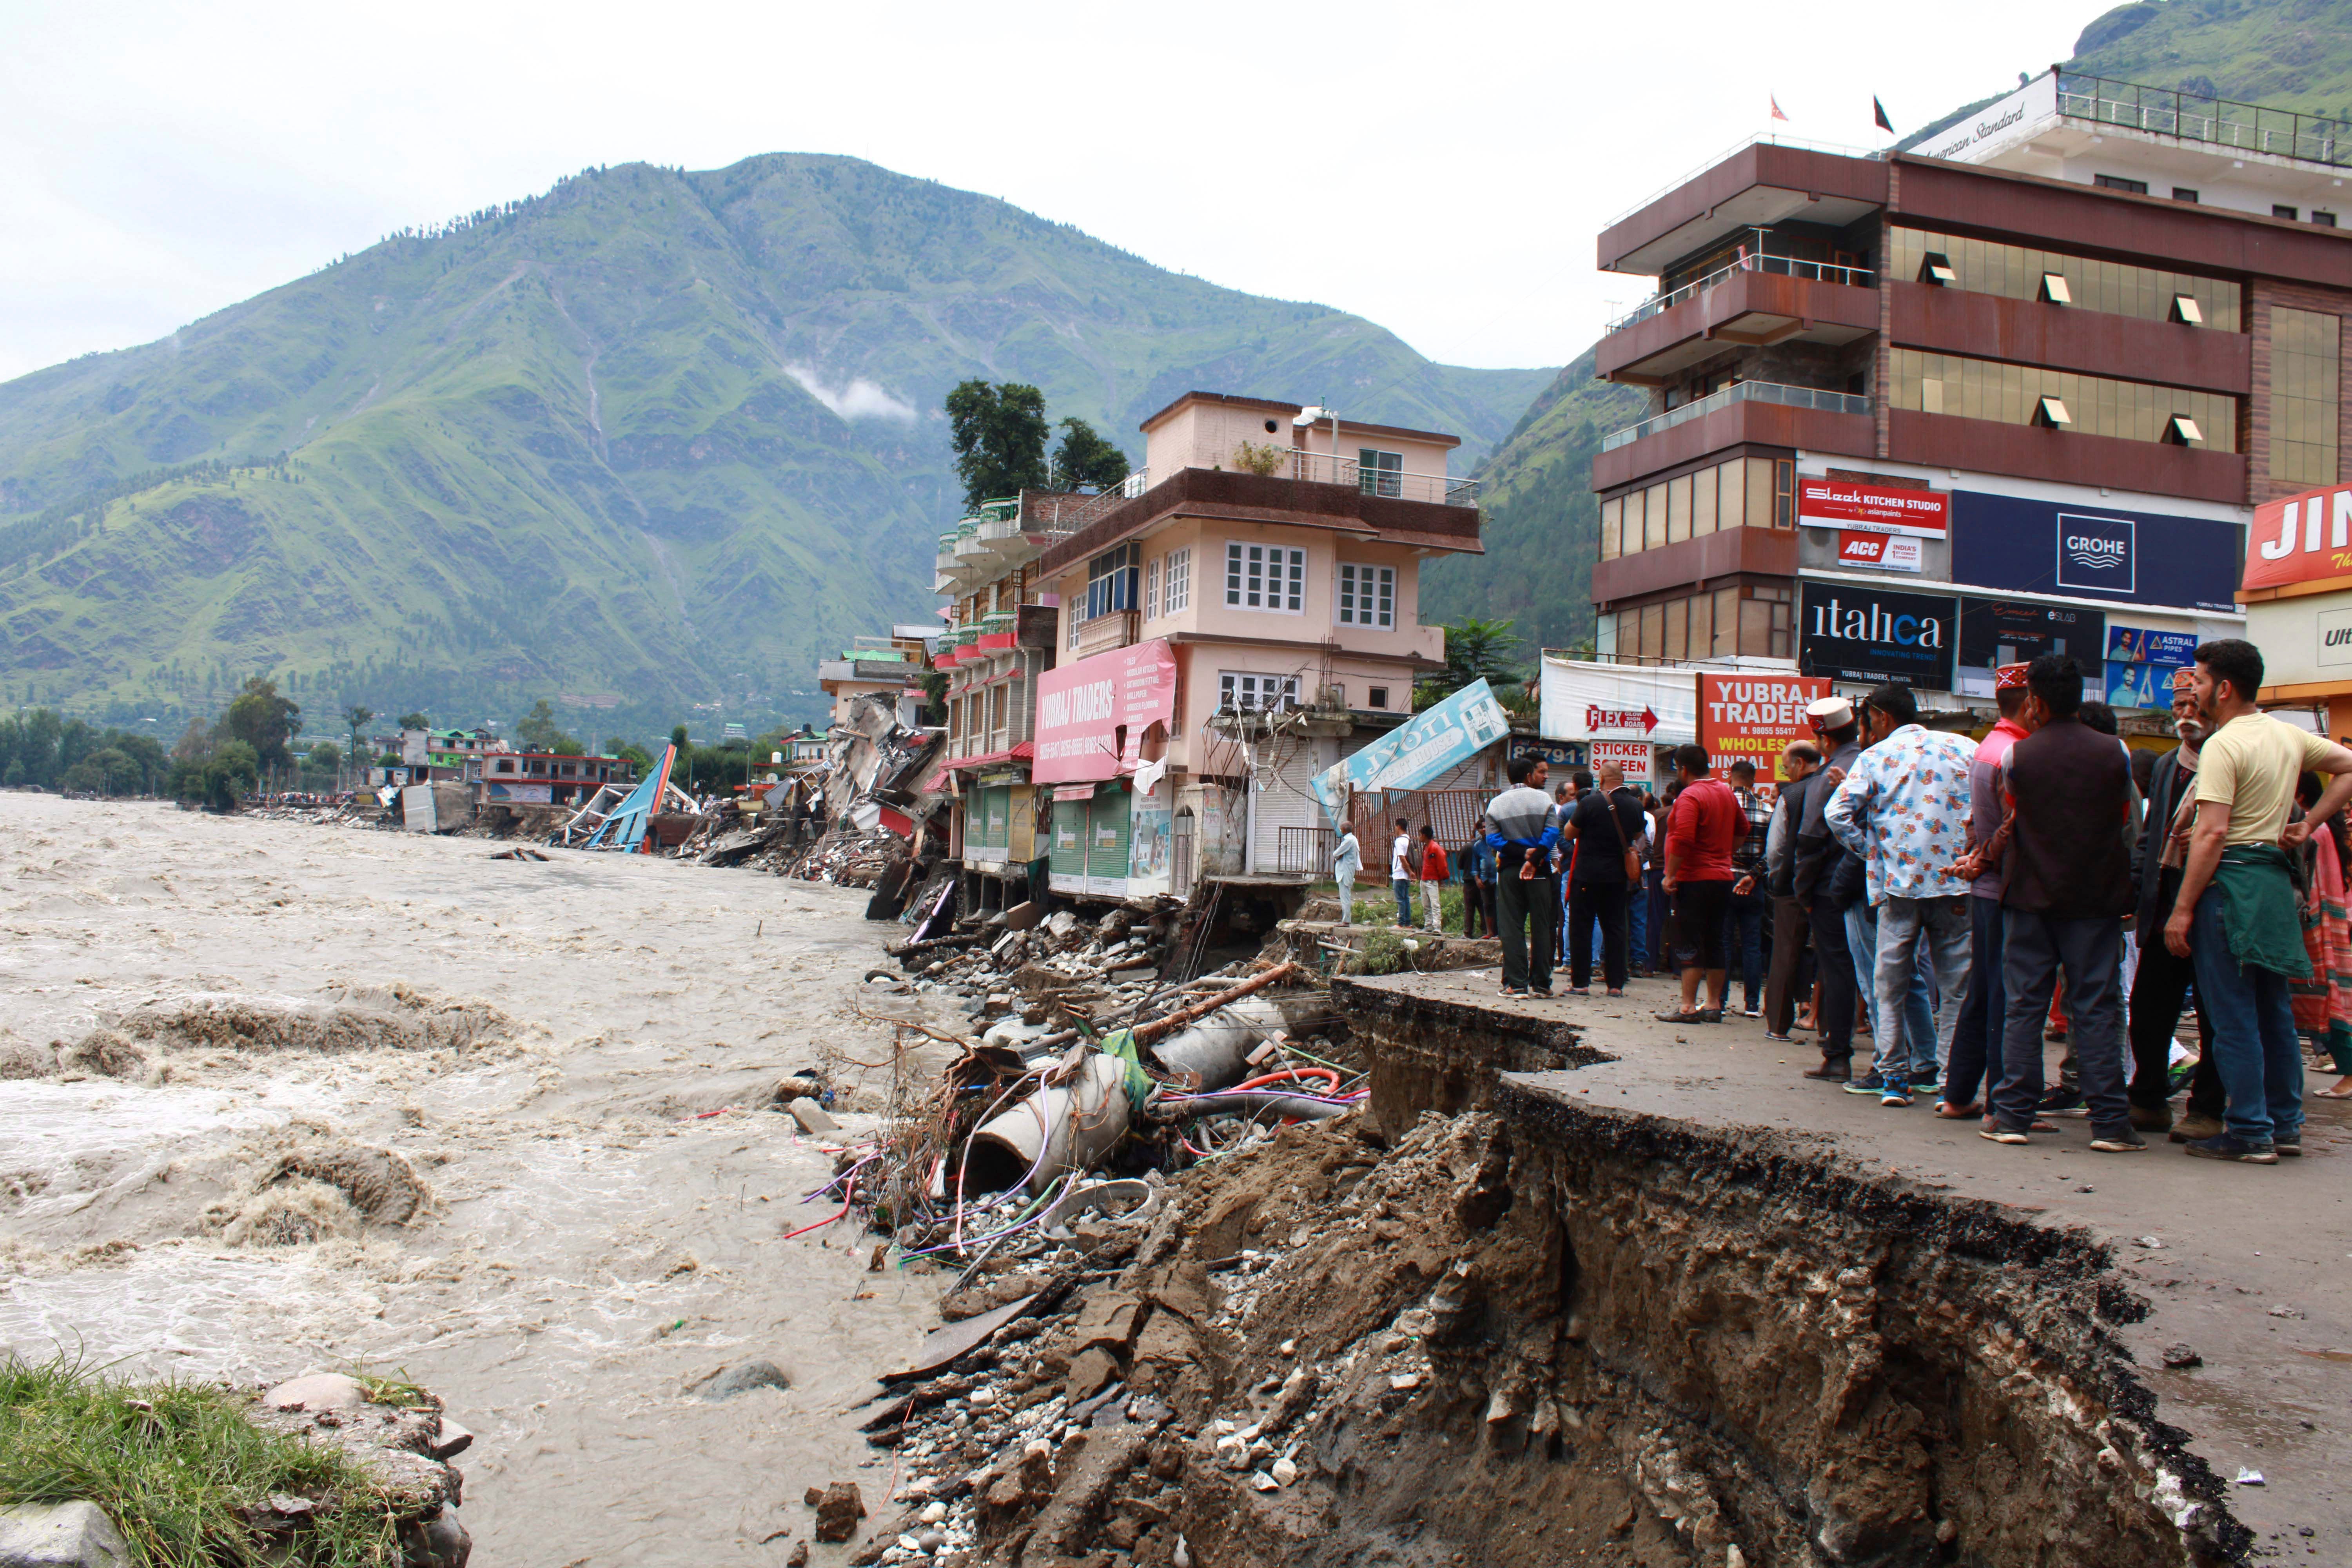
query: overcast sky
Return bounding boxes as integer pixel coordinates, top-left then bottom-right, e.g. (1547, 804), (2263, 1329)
(0, 0), (2111, 384)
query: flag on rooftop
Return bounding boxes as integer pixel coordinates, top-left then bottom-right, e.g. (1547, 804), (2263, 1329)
(1873, 96), (1895, 134)
(1770, 95), (1788, 123)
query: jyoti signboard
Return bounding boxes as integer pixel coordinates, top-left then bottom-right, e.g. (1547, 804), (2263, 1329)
(1310, 679), (1512, 825)
(1032, 639), (1178, 784)
(1697, 673), (1833, 781)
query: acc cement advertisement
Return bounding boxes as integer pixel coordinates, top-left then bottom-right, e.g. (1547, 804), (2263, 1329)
(1310, 679), (1511, 826)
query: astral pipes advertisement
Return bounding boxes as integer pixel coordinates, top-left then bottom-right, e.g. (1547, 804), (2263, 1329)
(1309, 680), (1511, 826)
(1032, 639), (1178, 784)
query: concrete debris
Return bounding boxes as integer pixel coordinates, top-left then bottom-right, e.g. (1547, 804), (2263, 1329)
(243, 1371), (473, 1565)
(0, 1502), (132, 1568)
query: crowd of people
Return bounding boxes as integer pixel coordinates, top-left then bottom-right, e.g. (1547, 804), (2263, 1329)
(1417, 637), (2352, 1165)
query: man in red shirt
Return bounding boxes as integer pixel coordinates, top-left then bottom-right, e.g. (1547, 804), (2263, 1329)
(1660, 743), (1747, 1023)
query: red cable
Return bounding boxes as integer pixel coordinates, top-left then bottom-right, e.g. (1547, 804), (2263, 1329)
(781, 1175), (856, 1241)
(1230, 1066), (1342, 1093)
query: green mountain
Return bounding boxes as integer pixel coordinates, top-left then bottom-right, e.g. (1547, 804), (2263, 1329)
(0, 155), (1553, 734)
(1433, 0), (2352, 663)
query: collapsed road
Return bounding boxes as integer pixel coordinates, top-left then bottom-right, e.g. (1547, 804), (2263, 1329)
(5, 790), (2340, 1566)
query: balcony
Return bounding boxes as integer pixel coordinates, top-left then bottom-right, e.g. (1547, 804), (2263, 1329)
(1599, 258), (1880, 384)
(1592, 525), (1798, 608)
(2055, 71), (2352, 171)
(1273, 449), (1479, 508)
(1593, 381), (1875, 492)
(1599, 137), (1889, 277)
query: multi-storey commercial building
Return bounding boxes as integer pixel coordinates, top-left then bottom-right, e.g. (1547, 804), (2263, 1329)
(1030, 391), (1483, 900)
(929, 493), (1098, 909)
(1589, 69), (2348, 711)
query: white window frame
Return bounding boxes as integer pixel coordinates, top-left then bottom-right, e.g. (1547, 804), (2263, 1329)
(1357, 448), (1403, 498)
(1217, 671), (1300, 713)
(1164, 546), (1192, 614)
(1067, 604), (1080, 650)
(1224, 542), (1305, 613)
(1335, 561), (1396, 628)
(1144, 557), (1160, 620)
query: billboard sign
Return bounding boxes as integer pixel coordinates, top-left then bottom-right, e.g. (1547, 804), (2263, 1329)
(1032, 639), (1178, 784)
(1797, 479), (1949, 537)
(1950, 490), (2240, 612)
(1697, 673), (1834, 781)
(2242, 483), (2352, 593)
(2106, 624), (2201, 665)
(1538, 657), (1698, 744)
(1837, 531), (1924, 571)
(1591, 740), (1655, 788)
(1958, 599), (2103, 677)
(1309, 679), (1512, 825)
(1799, 583), (1958, 687)
(2106, 660), (2188, 710)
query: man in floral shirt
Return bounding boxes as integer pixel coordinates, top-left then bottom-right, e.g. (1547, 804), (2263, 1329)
(1823, 682), (1977, 1106)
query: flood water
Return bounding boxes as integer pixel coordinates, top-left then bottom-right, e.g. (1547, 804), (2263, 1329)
(0, 793), (947, 1564)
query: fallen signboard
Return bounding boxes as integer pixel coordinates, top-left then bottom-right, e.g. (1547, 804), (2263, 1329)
(1308, 679), (1511, 825)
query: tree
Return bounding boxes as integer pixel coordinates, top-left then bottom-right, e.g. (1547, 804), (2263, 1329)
(1415, 618), (1525, 709)
(62, 749), (140, 795)
(945, 380), (1048, 508)
(1049, 418), (1131, 493)
(304, 741), (341, 781)
(669, 724), (690, 753)
(171, 715), (214, 765)
(181, 739), (259, 810)
(342, 704), (374, 762)
(515, 699), (583, 756)
(397, 711), (430, 731)
(216, 676), (301, 769)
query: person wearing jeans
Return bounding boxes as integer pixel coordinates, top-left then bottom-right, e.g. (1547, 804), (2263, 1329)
(1795, 698), (1866, 1080)
(1723, 760), (1772, 1014)
(1823, 681), (1978, 1106)
(2163, 639), (2352, 1160)
(2125, 680), (2225, 1137)
(1944, 663), (2031, 1119)
(1959, 654), (2142, 1150)
(1484, 757), (1560, 996)
(1564, 764), (1645, 995)
(1390, 818), (1414, 927)
(1417, 825), (1448, 933)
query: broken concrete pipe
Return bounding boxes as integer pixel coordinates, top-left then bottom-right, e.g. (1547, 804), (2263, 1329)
(964, 1054), (1131, 1196)
(1146, 997), (1292, 1092)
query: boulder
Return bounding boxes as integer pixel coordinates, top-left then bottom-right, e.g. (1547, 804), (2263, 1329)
(693, 1360), (792, 1400)
(396, 1505), (470, 1568)
(260, 1372), (368, 1413)
(813, 1481), (866, 1543)
(0, 1502), (131, 1568)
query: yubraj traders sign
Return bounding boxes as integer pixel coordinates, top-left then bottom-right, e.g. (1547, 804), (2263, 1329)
(2242, 483), (2352, 593)
(1032, 639), (1178, 784)
(1697, 673), (1831, 782)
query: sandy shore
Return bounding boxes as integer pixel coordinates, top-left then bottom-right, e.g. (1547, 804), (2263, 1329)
(0, 793), (945, 1565)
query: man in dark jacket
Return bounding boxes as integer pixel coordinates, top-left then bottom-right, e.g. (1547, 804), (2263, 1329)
(2126, 672), (2224, 1136)
(1794, 697), (1865, 1080)
(1958, 655), (2140, 1149)
(1755, 740), (1822, 1040)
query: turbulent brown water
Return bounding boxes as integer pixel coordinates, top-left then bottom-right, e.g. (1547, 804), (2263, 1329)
(0, 793), (947, 1564)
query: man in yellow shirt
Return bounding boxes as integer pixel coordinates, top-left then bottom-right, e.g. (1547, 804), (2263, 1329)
(2165, 639), (2352, 1161)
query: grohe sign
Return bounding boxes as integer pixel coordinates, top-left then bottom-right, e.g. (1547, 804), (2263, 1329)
(1950, 491), (2239, 612)
(2054, 514), (2136, 596)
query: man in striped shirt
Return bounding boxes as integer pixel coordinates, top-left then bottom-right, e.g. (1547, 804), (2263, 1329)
(1483, 756), (1561, 997)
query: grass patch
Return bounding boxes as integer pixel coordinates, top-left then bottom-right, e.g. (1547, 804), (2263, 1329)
(0, 1354), (405, 1567)
(1358, 926), (1410, 976)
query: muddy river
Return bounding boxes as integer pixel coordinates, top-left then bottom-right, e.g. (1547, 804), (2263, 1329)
(0, 793), (947, 1564)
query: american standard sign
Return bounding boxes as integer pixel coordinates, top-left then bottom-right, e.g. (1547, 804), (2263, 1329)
(1798, 583), (1958, 688)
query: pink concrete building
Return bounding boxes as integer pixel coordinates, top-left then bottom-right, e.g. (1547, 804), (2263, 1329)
(1031, 392), (1484, 897)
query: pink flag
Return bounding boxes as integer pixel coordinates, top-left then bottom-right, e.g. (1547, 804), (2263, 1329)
(1770, 95), (1789, 122)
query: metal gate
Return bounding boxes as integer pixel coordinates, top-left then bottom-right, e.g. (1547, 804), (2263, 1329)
(1274, 824), (1336, 875)
(1171, 811), (1196, 894)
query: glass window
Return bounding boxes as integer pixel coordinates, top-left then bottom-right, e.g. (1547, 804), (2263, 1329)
(1085, 543), (1138, 620)
(1638, 602), (1663, 661)
(2274, 307), (2342, 487)
(1666, 474), (1692, 543)
(1717, 459), (1745, 529)
(1891, 349), (2239, 451)
(1687, 593), (1711, 661)
(1218, 671), (1299, 712)
(1663, 597), (1688, 662)
(1144, 557), (1160, 620)
(1357, 448), (1403, 498)
(1746, 459), (1773, 532)
(1644, 483), (1668, 551)
(1600, 496), (1623, 561)
(1224, 542), (1306, 612)
(1336, 563), (1396, 628)
(1712, 587), (1740, 658)
(1887, 225), (2239, 331)
(1774, 459), (1795, 527)
(1738, 597), (1775, 656)
(1164, 546), (1191, 614)
(1691, 464), (1717, 538)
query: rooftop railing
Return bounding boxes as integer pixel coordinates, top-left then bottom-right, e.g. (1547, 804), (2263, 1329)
(1599, 380), (1871, 453)
(1606, 252), (1876, 336)
(2056, 70), (2352, 170)
(1280, 448), (1480, 506)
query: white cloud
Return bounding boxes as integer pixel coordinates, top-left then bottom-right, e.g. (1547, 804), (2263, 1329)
(783, 363), (916, 423)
